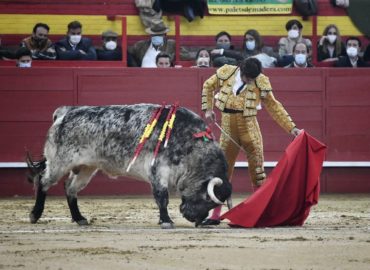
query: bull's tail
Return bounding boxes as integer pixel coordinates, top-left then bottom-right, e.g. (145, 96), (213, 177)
(26, 152), (46, 186)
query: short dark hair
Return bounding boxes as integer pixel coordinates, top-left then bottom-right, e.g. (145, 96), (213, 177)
(215, 31), (232, 42)
(15, 47), (32, 59)
(156, 52), (171, 64)
(285, 19), (303, 31)
(240, 58), (262, 79)
(346, 36), (362, 47)
(292, 42), (309, 54)
(68, 21), (82, 31)
(33, 23), (50, 33)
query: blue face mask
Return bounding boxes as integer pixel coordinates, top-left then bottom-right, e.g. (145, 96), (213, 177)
(151, 36), (164, 46)
(216, 43), (231, 50)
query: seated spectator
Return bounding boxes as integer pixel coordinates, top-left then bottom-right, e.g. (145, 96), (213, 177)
(0, 37), (15, 60)
(364, 44), (370, 62)
(55, 21), (97, 60)
(20, 23), (56, 60)
(335, 37), (369, 67)
(242, 29), (277, 68)
(15, 47), (32, 68)
(278, 19), (312, 66)
(129, 22), (190, 67)
(96, 30), (122, 61)
(193, 48), (211, 67)
(196, 57), (210, 68)
(156, 52), (172, 68)
(317, 24), (346, 62)
(285, 43), (313, 68)
(210, 31), (243, 67)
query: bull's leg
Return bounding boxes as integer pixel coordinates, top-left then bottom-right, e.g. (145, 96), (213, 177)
(64, 166), (97, 226)
(29, 175), (47, 223)
(152, 185), (174, 229)
(30, 163), (65, 224)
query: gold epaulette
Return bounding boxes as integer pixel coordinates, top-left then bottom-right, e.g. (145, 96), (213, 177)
(216, 65), (238, 81)
(255, 73), (272, 91)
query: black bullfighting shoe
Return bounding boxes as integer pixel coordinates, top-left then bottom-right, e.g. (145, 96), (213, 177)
(200, 218), (221, 226)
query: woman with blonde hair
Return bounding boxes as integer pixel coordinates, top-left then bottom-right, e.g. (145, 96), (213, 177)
(317, 24), (346, 62)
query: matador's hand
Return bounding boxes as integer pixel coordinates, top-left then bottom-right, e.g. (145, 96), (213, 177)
(291, 127), (303, 137)
(205, 110), (216, 124)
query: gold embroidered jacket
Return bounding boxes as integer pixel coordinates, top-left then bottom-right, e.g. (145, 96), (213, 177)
(201, 64), (296, 133)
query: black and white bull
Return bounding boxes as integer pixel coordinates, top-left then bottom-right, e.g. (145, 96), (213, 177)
(27, 104), (232, 228)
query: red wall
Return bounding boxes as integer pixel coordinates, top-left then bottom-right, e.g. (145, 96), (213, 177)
(0, 67), (370, 196)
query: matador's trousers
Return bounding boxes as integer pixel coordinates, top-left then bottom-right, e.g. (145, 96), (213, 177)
(219, 112), (266, 187)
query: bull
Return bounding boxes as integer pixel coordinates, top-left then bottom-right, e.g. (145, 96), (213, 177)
(27, 104), (232, 228)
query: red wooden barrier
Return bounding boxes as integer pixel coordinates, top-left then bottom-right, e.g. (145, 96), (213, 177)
(0, 67), (369, 196)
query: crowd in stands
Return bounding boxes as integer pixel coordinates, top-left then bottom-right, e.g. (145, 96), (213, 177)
(0, 19), (369, 68)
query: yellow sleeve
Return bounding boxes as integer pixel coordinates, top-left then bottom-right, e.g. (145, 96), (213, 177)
(201, 74), (218, 111)
(262, 91), (296, 133)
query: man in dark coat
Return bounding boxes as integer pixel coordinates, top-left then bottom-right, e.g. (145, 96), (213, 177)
(335, 37), (369, 67)
(97, 30), (122, 61)
(55, 21), (97, 60)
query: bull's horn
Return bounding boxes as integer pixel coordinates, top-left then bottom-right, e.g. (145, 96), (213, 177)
(25, 151), (36, 173)
(207, 177), (223, 205)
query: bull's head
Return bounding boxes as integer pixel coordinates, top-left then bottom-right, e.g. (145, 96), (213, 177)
(25, 152), (46, 186)
(179, 176), (232, 227)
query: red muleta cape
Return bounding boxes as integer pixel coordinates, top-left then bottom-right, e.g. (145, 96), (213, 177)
(221, 131), (326, 228)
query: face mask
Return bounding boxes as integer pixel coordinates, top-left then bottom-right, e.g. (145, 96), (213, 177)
(246, 40), (255, 51)
(327, 35), (337, 44)
(19, 62), (32, 68)
(69, 35), (82, 45)
(216, 43), (231, 50)
(288, 29), (299, 39)
(151, 36), (164, 46)
(295, 53), (306, 65)
(105, 41), (117, 50)
(346, 47), (358, 57)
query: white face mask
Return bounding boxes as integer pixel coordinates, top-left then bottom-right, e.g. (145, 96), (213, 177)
(69, 35), (82, 45)
(18, 62), (32, 68)
(295, 53), (307, 65)
(288, 29), (299, 39)
(327, 35), (337, 44)
(105, 41), (117, 50)
(246, 40), (255, 51)
(346, 47), (358, 57)
(151, 36), (164, 46)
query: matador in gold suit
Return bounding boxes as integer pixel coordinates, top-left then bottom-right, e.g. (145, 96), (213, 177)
(201, 58), (301, 225)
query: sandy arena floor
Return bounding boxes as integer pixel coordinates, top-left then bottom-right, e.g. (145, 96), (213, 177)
(0, 194), (369, 270)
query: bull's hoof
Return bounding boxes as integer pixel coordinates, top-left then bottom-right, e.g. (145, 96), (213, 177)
(30, 212), (40, 224)
(199, 218), (220, 226)
(76, 219), (89, 226)
(160, 222), (175, 229)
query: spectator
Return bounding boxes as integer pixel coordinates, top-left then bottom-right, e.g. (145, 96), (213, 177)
(96, 30), (122, 61)
(335, 37), (369, 67)
(0, 37), (15, 60)
(55, 21), (97, 60)
(364, 44), (370, 62)
(285, 43), (313, 68)
(317, 24), (346, 62)
(242, 29), (277, 68)
(278, 19), (312, 66)
(15, 47), (32, 68)
(20, 23), (56, 60)
(156, 52), (172, 68)
(129, 22), (190, 67)
(211, 31), (243, 67)
(193, 48), (211, 67)
(196, 57), (210, 68)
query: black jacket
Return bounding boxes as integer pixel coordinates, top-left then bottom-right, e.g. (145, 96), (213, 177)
(335, 56), (369, 67)
(97, 46), (122, 61)
(55, 37), (97, 60)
